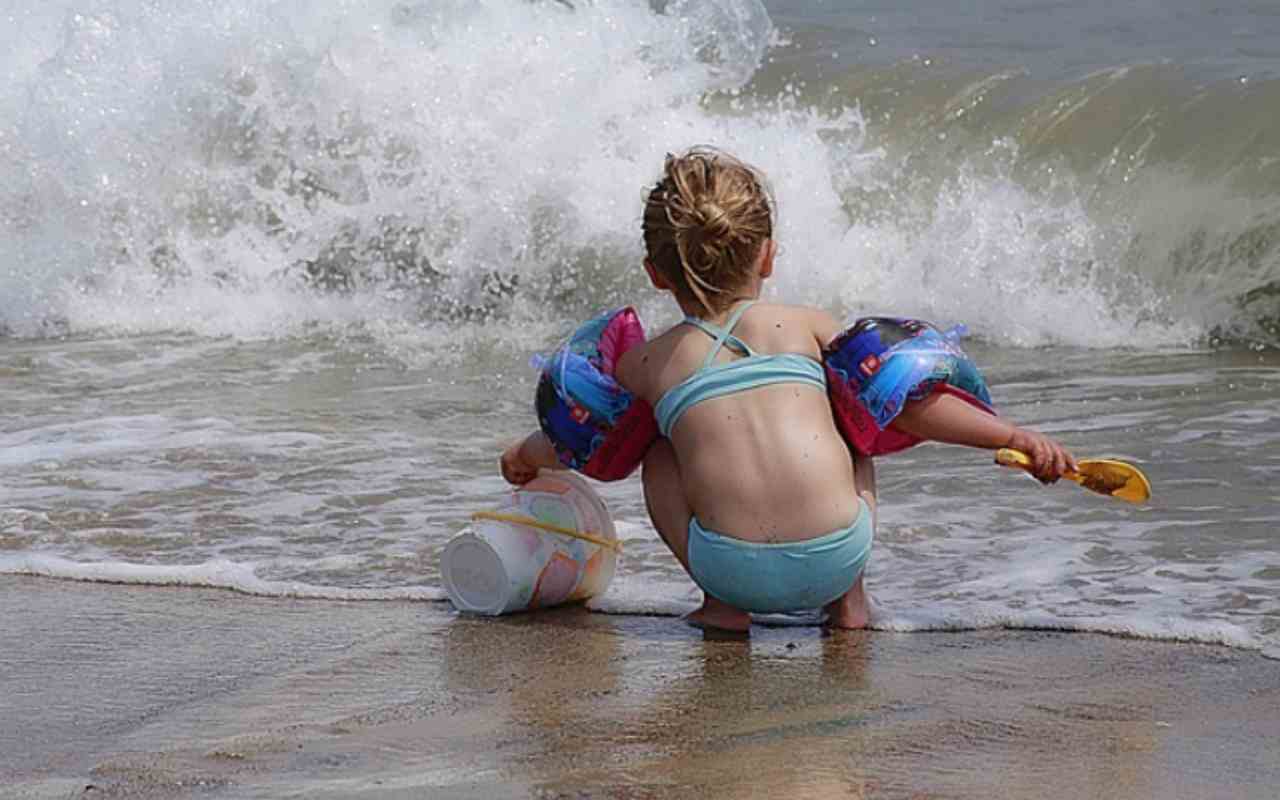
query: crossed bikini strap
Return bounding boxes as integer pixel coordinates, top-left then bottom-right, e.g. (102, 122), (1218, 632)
(682, 301), (758, 369)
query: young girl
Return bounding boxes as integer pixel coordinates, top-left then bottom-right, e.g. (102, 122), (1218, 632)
(501, 147), (1075, 632)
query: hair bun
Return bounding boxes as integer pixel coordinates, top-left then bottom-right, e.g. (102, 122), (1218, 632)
(642, 146), (775, 314)
(696, 201), (732, 242)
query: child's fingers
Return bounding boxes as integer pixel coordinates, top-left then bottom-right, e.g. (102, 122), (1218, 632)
(1014, 430), (1076, 483)
(1027, 439), (1046, 475)
(501, 458), (538, 485)
(1035, 440), (1061, 483)
(1048, 441), (1074, 479)
(1053, 448), (1070, 481)
(1046, 445), (1062, 477)
(499, 455), (527, 485)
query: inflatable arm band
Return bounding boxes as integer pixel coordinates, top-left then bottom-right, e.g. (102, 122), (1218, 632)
(534, 307), (658, 481)
(823, 317), (995, 456)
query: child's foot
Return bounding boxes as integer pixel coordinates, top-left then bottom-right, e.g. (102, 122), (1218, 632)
(684, 597), (751, 633)
(824, 578), (872, 630)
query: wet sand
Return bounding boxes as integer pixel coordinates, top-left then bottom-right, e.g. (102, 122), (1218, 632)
(3, 575), (1278, 799)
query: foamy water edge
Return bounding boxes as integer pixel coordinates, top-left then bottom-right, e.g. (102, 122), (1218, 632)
(4, 557), (1271, 659)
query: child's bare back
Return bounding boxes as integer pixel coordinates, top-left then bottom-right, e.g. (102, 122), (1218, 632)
(617, 300), (859, 544)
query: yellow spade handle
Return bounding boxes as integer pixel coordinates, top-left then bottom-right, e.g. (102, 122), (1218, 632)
(994, 448), (1152, 504)
(994, 448), (1083, 483)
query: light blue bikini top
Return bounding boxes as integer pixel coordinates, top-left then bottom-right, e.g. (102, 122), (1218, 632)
(653, 301), (827, 437)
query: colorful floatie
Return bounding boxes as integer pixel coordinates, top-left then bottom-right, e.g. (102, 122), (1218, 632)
(534, 307), (658, 481)
(824, 318), (995, 456)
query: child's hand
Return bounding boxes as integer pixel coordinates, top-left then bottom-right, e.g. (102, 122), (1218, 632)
(1007, 429), (1077, 483)
(500, 441), (540, 485)
(500, 432), (566, 485)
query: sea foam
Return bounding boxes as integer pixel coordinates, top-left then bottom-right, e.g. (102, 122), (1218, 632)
(3, 555), (1268, 658)
(3, 0), (1264, 349)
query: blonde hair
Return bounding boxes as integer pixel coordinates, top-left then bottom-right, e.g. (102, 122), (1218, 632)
(642, 147), (774, 315)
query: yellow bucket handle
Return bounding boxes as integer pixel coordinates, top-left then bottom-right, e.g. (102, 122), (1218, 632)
(471, 511), (623, 553)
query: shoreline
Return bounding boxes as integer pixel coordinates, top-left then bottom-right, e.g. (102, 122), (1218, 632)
(4, 575), (1279, 799)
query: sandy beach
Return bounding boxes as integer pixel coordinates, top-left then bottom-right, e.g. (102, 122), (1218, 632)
(4, 576), (1278, 800)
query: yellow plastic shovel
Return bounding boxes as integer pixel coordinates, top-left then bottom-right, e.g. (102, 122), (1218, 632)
(995, 449), (1152, 504)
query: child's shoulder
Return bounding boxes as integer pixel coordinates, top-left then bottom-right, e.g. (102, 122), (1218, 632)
(628, 321), (694, 367)
(744, 302), (841, 342)
(614, 316), (714, 399)
(614, 325), (675, 398)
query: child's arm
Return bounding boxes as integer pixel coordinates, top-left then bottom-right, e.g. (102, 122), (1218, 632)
(890, 393), (1077, 481)
(500, 431), (563, 485)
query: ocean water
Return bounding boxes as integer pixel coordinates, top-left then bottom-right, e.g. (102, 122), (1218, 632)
(1, 0), (1277, 658)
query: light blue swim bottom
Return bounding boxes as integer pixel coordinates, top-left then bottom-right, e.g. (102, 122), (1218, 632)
(687, 498), (874, 614)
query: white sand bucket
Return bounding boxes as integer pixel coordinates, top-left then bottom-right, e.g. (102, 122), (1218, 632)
(441, 471), (619, 615)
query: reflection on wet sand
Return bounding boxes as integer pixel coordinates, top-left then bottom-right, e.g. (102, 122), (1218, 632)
(440, 609), (887, 796)
(621, 629), (882, 798)
(440, 610), (1260, 799)
(12, 579), (1275, 799)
